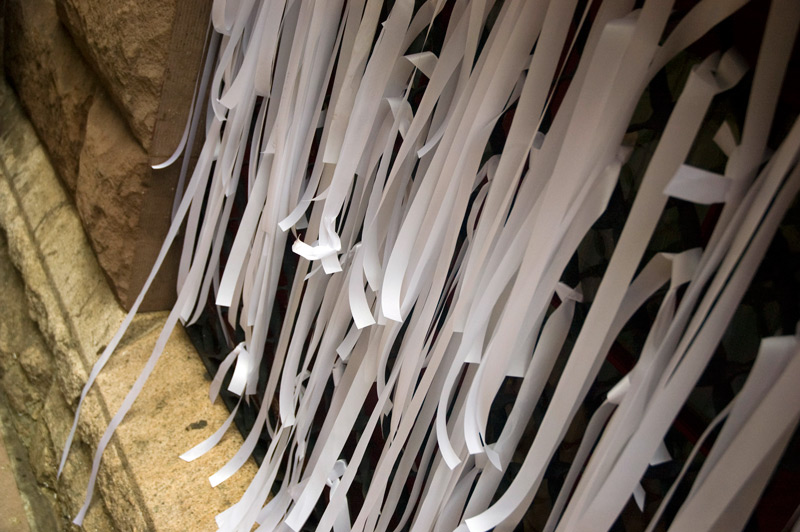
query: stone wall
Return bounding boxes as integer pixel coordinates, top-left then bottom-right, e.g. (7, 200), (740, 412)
(2, 0), (210, 311)
(0, 79), (256, 531)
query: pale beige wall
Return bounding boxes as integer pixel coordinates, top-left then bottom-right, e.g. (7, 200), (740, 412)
(3, 0), (209, 311)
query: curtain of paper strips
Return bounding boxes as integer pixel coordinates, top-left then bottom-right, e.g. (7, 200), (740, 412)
(60, 0), (800, 530)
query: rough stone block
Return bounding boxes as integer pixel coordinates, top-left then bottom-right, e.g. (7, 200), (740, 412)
(43, 388), (118, 531)
(28, 422), (55, 488)
(0, 389), (64, 532)
(97, 321), (255, 530)
(1, 362), (38, 414)
(0, 78), (257, 531)
(0, 231), (52, 422)
(55, 0), (177, 149)
(18, 344), (53, 393)
(3, 0), (97, 193)
(4, 0), (180, 312)
(76, 91), (176, 311)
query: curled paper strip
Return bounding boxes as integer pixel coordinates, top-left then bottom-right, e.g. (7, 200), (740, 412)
(664, 164), (731, 204)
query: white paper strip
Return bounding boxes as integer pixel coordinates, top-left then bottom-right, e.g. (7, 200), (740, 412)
(62, 2), (800, 531)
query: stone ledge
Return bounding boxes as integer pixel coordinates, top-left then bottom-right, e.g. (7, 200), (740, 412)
(0, 79), (256, 530)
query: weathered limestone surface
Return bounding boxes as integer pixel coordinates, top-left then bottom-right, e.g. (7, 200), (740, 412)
(0, 79), (256, 532)
(3, 0), (97, 193)
(55, 0), (177, 149)
(76, 91), (149, 308)
(0, 238), (117, 531)
(3, 0), (182, 311)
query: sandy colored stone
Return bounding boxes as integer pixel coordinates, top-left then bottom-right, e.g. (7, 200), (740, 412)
(3, 0), (98, 193)
(0, 232), (52, 404)
(0, 79), (257, 531)
(4, 0), (179, 310)
(0, 87), (92, 405)
(0, 420), (32, 532)
(76, 91), (150, 309)
(1, 364), (37, 417)
(56, 0), (177, 149)
(97, 322), (256, 531)
(0, 231), (105, 531)
(40, 386), (118, 531)
(27, 415), (57, 488)
(17, 344), (53, 393)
